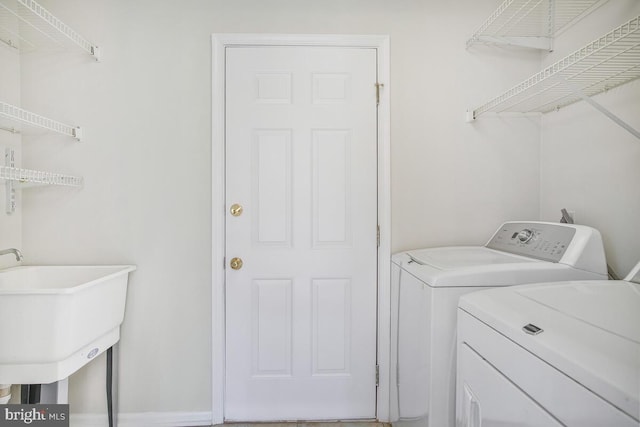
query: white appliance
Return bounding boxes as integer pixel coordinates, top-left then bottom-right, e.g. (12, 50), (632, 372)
(455, 260), (640, 427)
(389, 221), (608, 427)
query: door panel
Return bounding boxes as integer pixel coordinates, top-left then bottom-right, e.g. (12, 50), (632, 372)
(312, 278), (351, 374)
(252, 129), (292, 245)
(225, 46), (378, 421)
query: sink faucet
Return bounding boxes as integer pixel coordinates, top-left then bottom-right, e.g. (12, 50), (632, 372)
(0, 248), (23, 261)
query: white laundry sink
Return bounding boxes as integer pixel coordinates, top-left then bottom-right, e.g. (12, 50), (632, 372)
(0, 265), (136, 384)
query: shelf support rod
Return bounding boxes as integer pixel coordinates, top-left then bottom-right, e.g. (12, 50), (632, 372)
(558, 77), (640, 140)
(547, 0), (555, 51)
(4, 148), (16, 215)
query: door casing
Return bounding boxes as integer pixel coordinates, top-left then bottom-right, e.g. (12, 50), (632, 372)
(211, 33), (391, 424)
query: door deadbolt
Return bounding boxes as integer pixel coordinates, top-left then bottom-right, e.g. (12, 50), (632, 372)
(230, 203), (243, 217)
(230, 257), (243, 270)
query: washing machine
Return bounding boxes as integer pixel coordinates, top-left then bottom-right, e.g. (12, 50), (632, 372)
(455, 260), (640, 427)
(389, 221), (608, 427)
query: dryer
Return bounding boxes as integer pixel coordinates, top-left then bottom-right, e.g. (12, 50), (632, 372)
(389, 221), (608, 427)
(455, 261), (640, 427)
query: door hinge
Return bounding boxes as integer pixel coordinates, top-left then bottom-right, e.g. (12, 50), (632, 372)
(376, 225), (381, 248)
(375, 83), (384, 106)
(223, 257), (226, 269)
(375, 364), (380, 387)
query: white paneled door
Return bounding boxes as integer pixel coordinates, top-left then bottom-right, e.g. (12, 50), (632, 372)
(224, 46), (378, 421)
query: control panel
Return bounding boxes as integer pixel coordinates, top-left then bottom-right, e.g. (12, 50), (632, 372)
(486, 222), (577, 262)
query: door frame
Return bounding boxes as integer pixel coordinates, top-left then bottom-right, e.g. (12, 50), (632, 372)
(211, 34), (391, 424)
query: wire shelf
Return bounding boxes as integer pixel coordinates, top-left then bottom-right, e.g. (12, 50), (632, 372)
(0, 101), (81, 140)
(0, 166), (83, 187)
(0, 0), (98, 59)
(471, 15), (640, 118)
(467, 0), (607, 50)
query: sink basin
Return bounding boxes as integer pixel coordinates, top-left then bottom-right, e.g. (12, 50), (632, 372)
(0, 265), (136, 384)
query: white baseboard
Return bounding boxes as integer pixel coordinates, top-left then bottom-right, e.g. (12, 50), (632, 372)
(70, 411), (213, 427)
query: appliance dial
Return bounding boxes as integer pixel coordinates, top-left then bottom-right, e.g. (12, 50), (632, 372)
(517, 229), (534, 243)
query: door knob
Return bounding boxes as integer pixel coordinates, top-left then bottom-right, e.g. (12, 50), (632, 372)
(230, 257), (243, 270)
(230, 203), (243, 217)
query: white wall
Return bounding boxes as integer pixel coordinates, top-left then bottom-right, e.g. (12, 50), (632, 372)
(20, 0), (214, 417)
(0, 40), (21, 271)
(14, 0), (543, 421)
(392, 12), (542, 251)
(539, 1), (640, 277)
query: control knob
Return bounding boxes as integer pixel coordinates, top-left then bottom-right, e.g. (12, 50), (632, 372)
(516, 229), (535, 244)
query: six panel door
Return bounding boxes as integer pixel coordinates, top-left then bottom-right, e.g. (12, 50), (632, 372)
(224, 46), (379, 421)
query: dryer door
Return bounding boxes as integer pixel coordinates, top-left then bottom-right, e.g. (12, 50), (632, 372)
(457, 343), (562, 427)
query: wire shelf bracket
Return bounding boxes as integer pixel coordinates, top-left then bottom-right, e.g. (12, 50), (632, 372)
(0, 101), (82, 140)
(0, 0), (99, 60)
(467, 0), (608, 51)
(558, 76), (640, 139)
(467, 15), (640, 140)
(0, 125), (19, 135)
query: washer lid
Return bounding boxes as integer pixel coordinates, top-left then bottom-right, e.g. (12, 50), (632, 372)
(459, 280), (640, 421)
(407, 246), (533, 270)
(394, 246), (602, 287)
